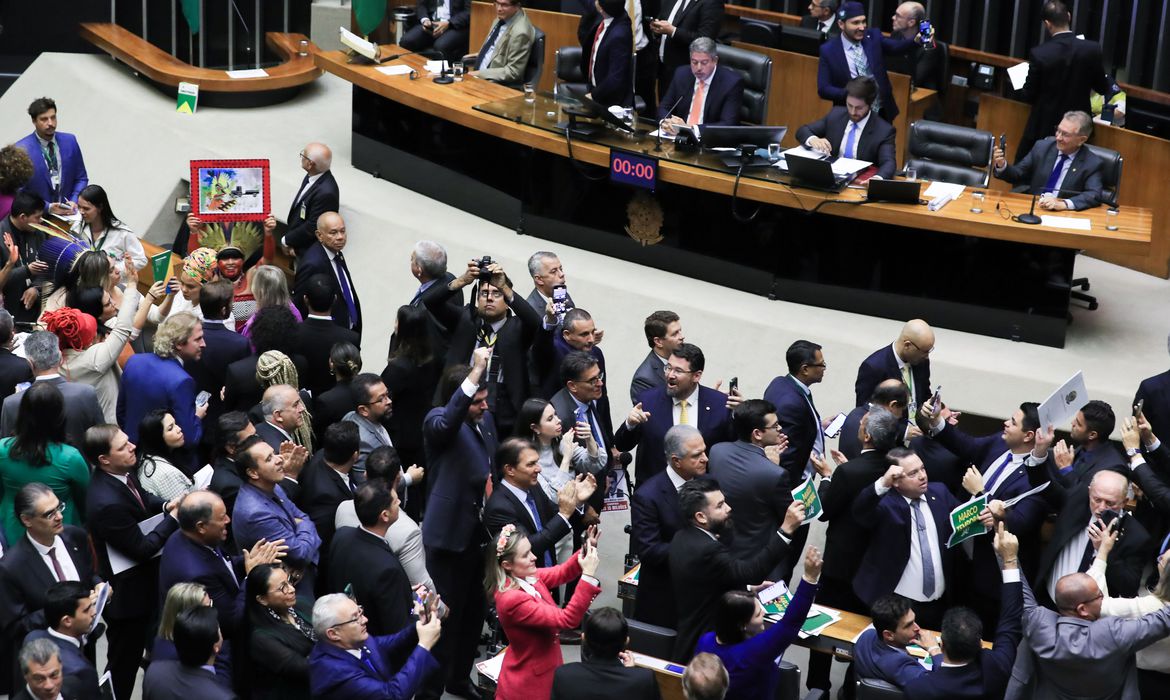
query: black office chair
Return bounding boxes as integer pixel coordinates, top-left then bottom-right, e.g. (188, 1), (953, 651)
(554, 46), (587, 99)
(739, 20), (780, 48)
(904, 120), (994, 187)
(714, 43), (773, 125)
(856, 677), (905, 699)
(1065, 143), (1123, 311)
(522, 28), (547, 87)
(625, 618), (677, 660)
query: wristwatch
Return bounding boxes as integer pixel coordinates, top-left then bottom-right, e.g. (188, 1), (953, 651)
(1126, 447), (1142, 458)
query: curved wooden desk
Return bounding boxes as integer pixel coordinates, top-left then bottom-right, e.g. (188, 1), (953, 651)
(78, 23), (322, 93)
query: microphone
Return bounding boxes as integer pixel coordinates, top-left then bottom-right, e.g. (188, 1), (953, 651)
(654, 92), (688, 153)
(619, 452), (633, 468)
(1016, 192), (1042, 225)
(383, 49), (424, 62)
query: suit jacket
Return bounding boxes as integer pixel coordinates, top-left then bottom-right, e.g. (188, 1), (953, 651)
(292, 243), (362, 336)
(421, 387), (497, 552)
(795, 106), (898, 179)
(629, 468), (684, 627)
(308, 628), (439, 700)
(1003, 577), (1170, 700)
(996, 137), (1105, 210)
(221, 353), (309, 414)
(415, 0), (471, 29)
(852, 482), (960, 606)
(1054, 441), (1126, 489)
(629, 351), (666, 405)
(853, 627), (931, 688)
(328, 526), (413, 636)
(549, 386), (616, 492)
(23, 630), (100, 700)
(1017, 32), (1111, 157)
(299, 453), (354, 548)
(551, 657), (660, 700)
(142, 661), (235, 700)
(86, 469), (178, 620)
(158, 530), (246, 637)
(283, 170), (340, 253)
(707, 440), (791, 560)
(382, 356), (441, 457)
(296, 316), (360, 399)
(903, 579), (1024, 699)
(817, 30), (915, 119)
(816, 449), (889, 586)
(886, 41), (946, 91)
(475, 9), (537, 84)
(185, 320), (250, 428)
(314, 380), (357, 442)
(763, 375), (822, 487)
(657, 64), (744, 126)
(854, 345), (931, 408)
(669, 525), (790, 661)
(579, 12), (635, 108)
(0, 349), (31, 403)
(799, 14), (840, 41)
(655, 0), (723, 77)
(15, 132), (88, 207)
(118, 353), (202, 444)
(342, 411), (394, 474)
(615, 385), (731, 485)
(410, 273), (463, 363)
(1135, 370), (1170, 451)
(1, 376), (104, 448)
(483, 481), (571, 567)
(0, 526), (99, 637)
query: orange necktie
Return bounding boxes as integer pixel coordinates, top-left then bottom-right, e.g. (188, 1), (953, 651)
(687, 80), (706, 125)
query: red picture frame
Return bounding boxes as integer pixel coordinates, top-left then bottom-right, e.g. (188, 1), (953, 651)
(189, 158), (271, 222)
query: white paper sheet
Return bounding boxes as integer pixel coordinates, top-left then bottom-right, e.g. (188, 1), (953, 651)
(1040, 215), (1092, 230)
(831, 157), (872, 175)
(106, 513), (166, 575)
(475, 649), (506, 682)
(376, 64), (414, 76)
(225, 68), (269, 79)
(1002, 481), (1050, 508)
(192, 464), (214, 490)
(1037, 370), (1089, 431)
(647, 129), (677, 141)
(924, 181), (966, 199)
(1007, 61), (1030, 90)
(783, 145), (830, 160)
(424, 60), (448, 74)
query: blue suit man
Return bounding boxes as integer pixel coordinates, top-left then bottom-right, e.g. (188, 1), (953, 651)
(15, 98), (88, 210)
(657, 60), (745, 127)
(579, 2), (634, 108)
(763, 340), (828, 488)
(816, 3), (914, 120)
(118, 323), (205, 446)
(994, 135), (1105, 211)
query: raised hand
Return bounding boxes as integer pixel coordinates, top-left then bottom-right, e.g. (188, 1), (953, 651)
(992, 521), (1018, 568)
(1121, 417), (1141, 452)
(803, 545), (824, 583)
(1033, 424), (1055, 457)
(961, 466), (984, 496)
(574, 473), (597, 504)
(781, 500), (806, 535)
(626, 402), (651, 426)
(880, 465), (905, 488)
(243, 537), (288, 573)
(810, 451), (834, 478)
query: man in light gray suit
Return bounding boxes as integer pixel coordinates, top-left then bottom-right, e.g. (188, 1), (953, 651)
(0, 331), (103, 447)
(629, 310), (684, 404)
(342, 373), (394, 473)
(467, 0), (537, 85)
(1005, 571), (1170, 700)
(706, 398), (792, 578)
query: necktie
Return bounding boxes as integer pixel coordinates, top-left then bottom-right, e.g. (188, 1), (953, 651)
(687, 80), (706, 125)
(910, 499), (937, 598)
(1044, 154), (1068, 192)
(46, 547), (67, 582)
(293, 174), (311, 207)
(843, 122), (859, 159)
(678, 398), (690, 425)
(478, 20), (504, 70)
(983, 453), (1014, 495)
(586, 402), (604, 447)
(1079, 537), (1098, 572)
(524, 492), (555, 567)
(851, 43), (870, 77)
(125, 475), (146, 510)
(359, 647), (383, 678)
(45, 140), (58, 172)
(589, 21), (605, 83)
(477, 323), (497, 349)
(333, 252), (358, 328)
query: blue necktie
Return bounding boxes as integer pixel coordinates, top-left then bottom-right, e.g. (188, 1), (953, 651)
(910, 499), (936, 598)
(333, 252), (358, 328)
(983, 453), (1014, 495)
(843, 122), (859, 159)
(478, 20), (504, 69)
(359, 647), (383, 679)
(1043, 153), (1068, 192)
(525, 492), (555, 567)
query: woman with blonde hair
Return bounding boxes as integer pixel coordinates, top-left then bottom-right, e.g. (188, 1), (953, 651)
(151, 582), (231, 683)
(239, 265), (301, 339)
(256, 350), (315, 452)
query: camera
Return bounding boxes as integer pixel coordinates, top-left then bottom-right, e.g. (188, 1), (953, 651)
(477, 256), (494, 283)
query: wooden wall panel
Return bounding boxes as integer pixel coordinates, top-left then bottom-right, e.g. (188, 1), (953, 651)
(470, 2), (580, 93)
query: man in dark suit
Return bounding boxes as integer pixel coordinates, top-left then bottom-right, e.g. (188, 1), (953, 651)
(421, 352), (497, 699)
(816, 1), (914, 121)
(579, 0), (635, 108)
(188, 280), (250, 435)
(118, 313), (206, 445)
(15, 97), (88, 213)
(651, 0), (722, 99)
(82, 424), (180, 700)
(1050, 400), (1125, 486)
(254, 384), (309, 454)
(207, 411), (257, 520)
(279, 143), (340, 256)
(24, 582), (103, 700)
(800, 0), (840, 40)
(0, 310), (32, 402)
(617, 343), (735, 486)
(706, 399), (791, 575)
(994, 110), (1105, 211)
(629, 310), (683, 404)
(1135, 361), (1170, 451)
(0, 194), (48, 326)
(548, 352), (618, 491)
(141, 607), (232, 700)
(14, 638), (69, 700)
(328, 481), (414, 636)
(1, 332), (104, 448)
(293, 212), (362, 336)
(298, 274), (361, 398)
(797, 76), (898, 179)
(408, 240), (462, 362)
(629, 424), (704, 627)
(551, 607), (661, 699)
(852, 447), (962, 630)
(534, 307), (607, 402)
(301, 421), (359, 553)
(854, 319), (933, 410)
(764, 339), (829, 488)
(1015, 1), (1112, 159)
(669, 478), (803, 661)
(400, 0), (471, 62)
(524, 251), (574, 323)
(657, 37), (744, 130)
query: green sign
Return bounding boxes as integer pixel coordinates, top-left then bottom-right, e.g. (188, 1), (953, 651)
(177, 82), (198, 114)
(946, 494), (988, 548)
(151, 251), (173, 287)
(762, 593), (835, 634)
(791, 477), (823, 523)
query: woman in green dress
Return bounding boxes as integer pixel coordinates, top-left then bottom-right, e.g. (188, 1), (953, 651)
(0, 381), (90, 544)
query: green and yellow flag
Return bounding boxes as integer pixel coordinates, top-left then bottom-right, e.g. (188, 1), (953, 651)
(353, 0), (387, 36)
(181, 0), (200, 33)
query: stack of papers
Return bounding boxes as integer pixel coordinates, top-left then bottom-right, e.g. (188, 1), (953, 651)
(226, 68), (269, 79)
(923, 181), (965, 199)
(475, 649), (506, 682)
(773, 146), (870, 175)
(1040, 215), (1092, 230)
(759, 581), (843, 638)
(376, 64), (414, 76)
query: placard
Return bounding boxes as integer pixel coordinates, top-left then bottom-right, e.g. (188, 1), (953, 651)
(189, 159), (271, 222)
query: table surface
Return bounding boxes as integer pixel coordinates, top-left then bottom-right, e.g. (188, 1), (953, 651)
(316, 47), (1152, 258)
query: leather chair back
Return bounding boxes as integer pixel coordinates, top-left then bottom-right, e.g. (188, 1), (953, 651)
(625, 618), (677, 661)
(856, 677), (905, 699)
(714, 44), (772, 124)
(1084, 143), (1122, 207)
(523, 28), (546, 87)
(554, 46), (586, 99)
(905, 119), (994, 187)
(740, 20), (779, 48)
(774, 660), (801, 700)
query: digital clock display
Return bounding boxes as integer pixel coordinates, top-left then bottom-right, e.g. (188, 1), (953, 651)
(609, 149), (658, 191)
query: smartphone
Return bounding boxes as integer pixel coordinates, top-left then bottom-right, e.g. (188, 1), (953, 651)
(998, 133), (1007, 154)
(930, 385), (942, 410)
(552, 284), (568, 317)
(1134, 399), (1145, 417)
(824, 412), (847, 438)
(729, 376), (738, 393)
(195, 391), (211, 408)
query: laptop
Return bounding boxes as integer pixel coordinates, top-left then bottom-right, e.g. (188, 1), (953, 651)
(784, 153), (853, 191)
(866, 178), (923, 204)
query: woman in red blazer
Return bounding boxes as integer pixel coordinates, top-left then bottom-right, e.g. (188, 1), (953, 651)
(487, 523), (602, 700)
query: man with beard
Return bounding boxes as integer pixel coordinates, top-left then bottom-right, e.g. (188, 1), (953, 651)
(1050, 400), (1125, 486)
(668, 478), (805, 661)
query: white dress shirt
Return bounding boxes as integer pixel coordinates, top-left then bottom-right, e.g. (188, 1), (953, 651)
(658, 0), (690, 60)
(666, 465), (688, 491)
(28, 533), (80, 582)
(1050, 518), (1093, 601)
(875, 483), (945, 602)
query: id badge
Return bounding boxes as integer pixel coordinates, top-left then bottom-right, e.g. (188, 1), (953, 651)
(50, 172), (61, 191)
(299, 204), (307, 220)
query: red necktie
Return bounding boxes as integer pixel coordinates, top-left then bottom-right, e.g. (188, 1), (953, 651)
(47, 547), (67, 582)
(125, 475), (146, 510)
(589, 21), (605, 83)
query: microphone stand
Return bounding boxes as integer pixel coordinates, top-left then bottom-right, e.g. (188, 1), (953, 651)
(1016, 192), (1042, 225)
(654, 93), (688, 153)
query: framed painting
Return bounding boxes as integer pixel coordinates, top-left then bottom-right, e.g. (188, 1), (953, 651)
(189, 159), (271, 222)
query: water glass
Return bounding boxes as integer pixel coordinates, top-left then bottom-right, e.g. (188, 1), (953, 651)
(523, 83), (536, 102)
(453, 61), (464, 81)
(970, 191), (985, 214)
(767, 143), (781, 161)
(905, 166), (918, 181)
(1106, 208), (1119, 231)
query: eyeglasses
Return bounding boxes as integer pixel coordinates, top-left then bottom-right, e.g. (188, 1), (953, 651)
(1063, 591), (1103, 610)
(664, 365), (694, 376)
(39, 502), (66, 519)
(478, 289), (503, 300)
(272, 580), (295, 594)
(764, 422), (783, 432)
(298, 151), (309, 160)
(805, 362), (827, 369)
(575, 371), (605, 385)
(330, 605), (364, 628)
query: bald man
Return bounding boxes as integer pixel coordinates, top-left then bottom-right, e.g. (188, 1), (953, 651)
(282, 142), (340, 256)
(292, 211), (362, 336)
(1006, 571), (1170, 700)
(855, 319), (934, 411)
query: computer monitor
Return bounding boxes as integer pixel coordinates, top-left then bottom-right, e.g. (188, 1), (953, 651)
(779, 25), (825, 57)
(699, 125), (788, 150)
(1126, 97), (1170, 140)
